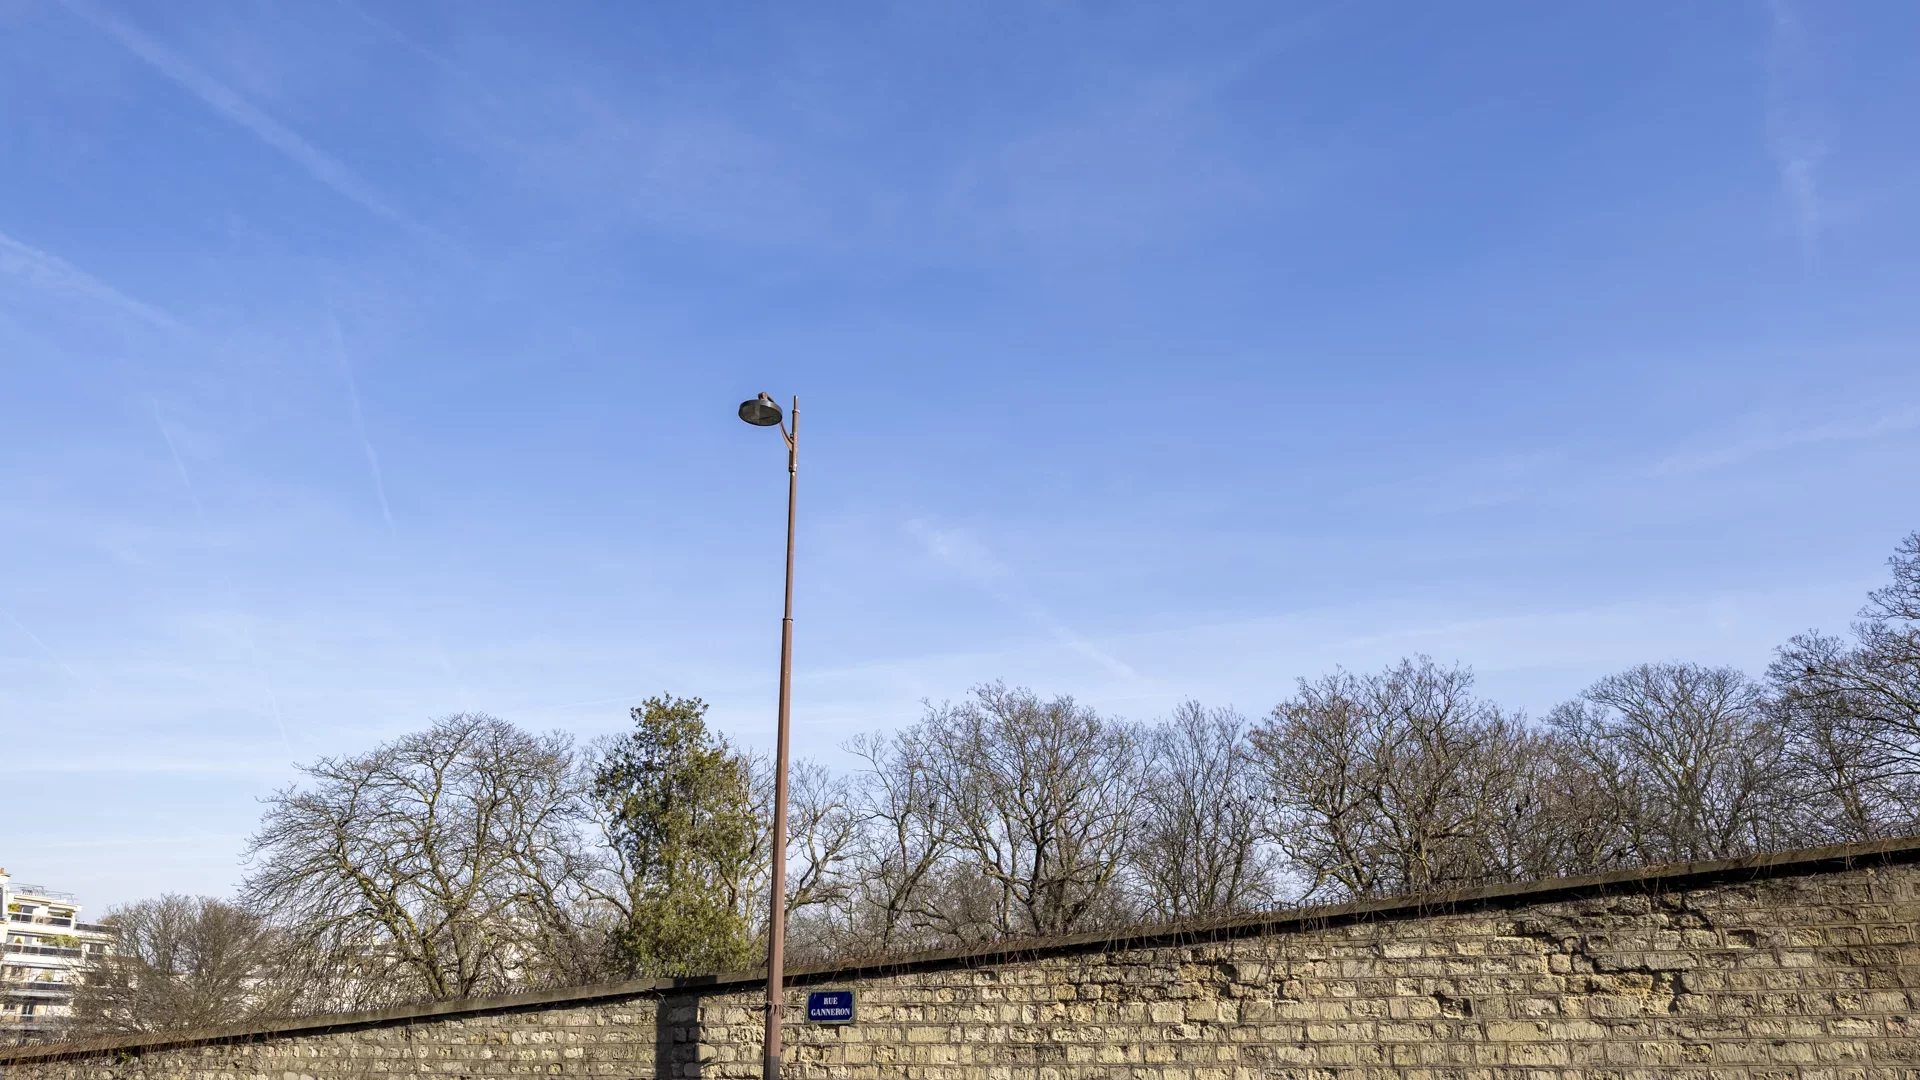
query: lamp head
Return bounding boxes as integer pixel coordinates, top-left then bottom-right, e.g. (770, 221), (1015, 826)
(738, 393), (783, 427)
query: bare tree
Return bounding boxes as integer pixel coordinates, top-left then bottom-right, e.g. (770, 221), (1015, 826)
(775, 760), (864, 959)
(1128, 702), (1276, 921)
(840, 729), (954, 951)
(67, 896), (282, 1035)
(1772, 632), (1920, 841)
(1771, 532), (1920, 839)
(1492, 733), (1633, 879)
(173, 548), (1920, 995)
(1548, 662), (1789, 864)
(241, 713), (590, 1003)
(918, 682), (1143, 937)
(708, 750), (869, 958)
(1250, 657), (1535, 900)
(785, 760), (860, 913)
(1875, 531), (1920, 623)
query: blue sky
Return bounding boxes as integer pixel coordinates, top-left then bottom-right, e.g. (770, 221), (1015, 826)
(2, 1), (1917, 908)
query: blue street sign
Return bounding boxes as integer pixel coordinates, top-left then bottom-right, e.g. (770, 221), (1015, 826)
(806, 990), (855, 1024)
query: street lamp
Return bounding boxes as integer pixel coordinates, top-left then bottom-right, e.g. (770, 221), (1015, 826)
(738, 391), (796, 1080)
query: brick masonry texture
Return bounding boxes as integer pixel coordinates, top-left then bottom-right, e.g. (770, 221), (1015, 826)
(7, 839), (1920, 1080)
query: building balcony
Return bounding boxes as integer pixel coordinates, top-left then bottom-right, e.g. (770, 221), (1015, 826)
(2, 984), (70, 998)
(2, 944), (81, 959)
(7, 914), (74, 928)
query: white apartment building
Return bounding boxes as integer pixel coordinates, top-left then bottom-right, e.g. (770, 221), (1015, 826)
(1, 868), (116, 1040)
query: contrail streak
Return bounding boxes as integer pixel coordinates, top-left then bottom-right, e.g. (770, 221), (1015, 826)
(330, 0), (504, 109)
(329, 312), (397, 535)
(0, 607), (83, 683)
(0, 228), (184, 330)
(328, 309), (476, 711)
(62, 0), (412, 228)
(906, 519), (1143, 682)
(152, 401), (209, 521)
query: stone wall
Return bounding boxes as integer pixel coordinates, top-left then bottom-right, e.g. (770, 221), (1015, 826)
(6, 838), (1920, 1080)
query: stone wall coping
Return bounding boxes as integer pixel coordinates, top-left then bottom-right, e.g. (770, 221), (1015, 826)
(8, 833), (1919, 1065)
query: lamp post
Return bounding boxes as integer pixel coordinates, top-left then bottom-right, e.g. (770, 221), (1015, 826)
(737, 392), (795, 1080)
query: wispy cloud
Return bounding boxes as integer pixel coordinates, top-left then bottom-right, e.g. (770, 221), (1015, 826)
(328, 312), (396, 535)
(0, 754), (289, 777)
(905, 519), (1142, 682)
(1765, 0), (1826, 254)
(0, 228), (184, 330)
(444, 10), (1310, 260)
(797, 580), (1865, 731)
(1653, 406), (1920, 474)
(62, 0), (410, 227)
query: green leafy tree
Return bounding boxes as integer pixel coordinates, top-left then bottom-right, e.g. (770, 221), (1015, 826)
(593, 695), (762, 975)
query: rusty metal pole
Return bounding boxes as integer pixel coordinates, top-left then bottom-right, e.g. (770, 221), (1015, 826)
(763, 397), (797, 1080)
